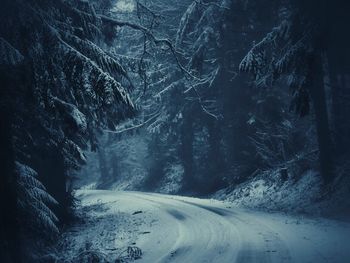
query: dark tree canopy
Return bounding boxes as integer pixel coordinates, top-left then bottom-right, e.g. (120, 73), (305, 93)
(1, 0), (350, 262)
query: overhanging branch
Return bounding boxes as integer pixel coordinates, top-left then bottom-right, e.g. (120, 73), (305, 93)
(99, 15), (201, 81)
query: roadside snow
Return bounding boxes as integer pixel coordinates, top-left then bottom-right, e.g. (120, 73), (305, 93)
(214, 169), (350, 218)
(51, 190), (350, 263)
(50, 191), (150, 262)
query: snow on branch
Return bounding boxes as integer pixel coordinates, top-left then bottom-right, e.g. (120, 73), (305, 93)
(0, 37), (24, 66)
(103, 110), (161, 134)
(194, 0), (230, 10)
(99, 15), (202, 81)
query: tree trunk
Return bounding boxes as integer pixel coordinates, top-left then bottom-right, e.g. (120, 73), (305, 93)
(180, 109), (195, 192)
(110, 152), (119, 180)
(0, 66), (22, 262)
(0, 104), (21, 263)
(327, 51), (350, 157)
(37, 146), (68, 223)
(309, 52), (334, 182)
(204, 118), (227, 193)
(144, 135), (165, 191)
(97, 147), (110, 189)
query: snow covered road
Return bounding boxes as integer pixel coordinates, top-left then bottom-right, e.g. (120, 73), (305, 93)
(77, 190), (350, 263)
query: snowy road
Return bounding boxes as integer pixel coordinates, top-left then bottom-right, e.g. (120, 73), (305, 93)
(78, 190), (350, 263)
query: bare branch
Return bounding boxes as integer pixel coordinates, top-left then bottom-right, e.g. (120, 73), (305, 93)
(194, 0), (230, 10)
(103, 111), (161, 134)
(99, 15), (201, 81)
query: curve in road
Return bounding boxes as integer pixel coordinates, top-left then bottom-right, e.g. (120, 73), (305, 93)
(78, 190), (350, 263)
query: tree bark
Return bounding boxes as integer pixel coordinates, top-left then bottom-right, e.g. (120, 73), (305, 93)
(180, 108), (195, 192)
(97, 146), (110, 189)
(204, 118), (226, 193)
(0, 101), (21, 263)
(309, 52), (334, 182)
(36, 146), (68, 223)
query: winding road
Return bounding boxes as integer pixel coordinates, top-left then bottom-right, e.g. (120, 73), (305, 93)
(78, 190), (350, 263)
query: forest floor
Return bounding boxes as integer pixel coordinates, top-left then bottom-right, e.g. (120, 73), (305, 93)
(53, 190), (350, 263)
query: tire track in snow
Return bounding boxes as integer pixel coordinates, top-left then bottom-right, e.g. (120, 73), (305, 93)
(128, 192), (240, 262)
(77, 190), (350, 263)
(129, 192), (290, 263)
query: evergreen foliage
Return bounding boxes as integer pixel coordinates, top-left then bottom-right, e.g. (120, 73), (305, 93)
(0, 0), (134, 260)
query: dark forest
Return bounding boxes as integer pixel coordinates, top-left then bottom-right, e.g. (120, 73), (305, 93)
(1, 0), (350, 262)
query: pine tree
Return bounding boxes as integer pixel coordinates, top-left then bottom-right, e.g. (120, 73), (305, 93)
(240, 0), (335, 182)
(0, 0), (135, 259)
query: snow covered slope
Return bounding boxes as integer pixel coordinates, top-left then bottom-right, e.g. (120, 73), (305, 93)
(214, 170), (350, 219)
(71, 190), (350, 263)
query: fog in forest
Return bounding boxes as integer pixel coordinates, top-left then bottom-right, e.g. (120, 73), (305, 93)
(1, 0), (350, 262)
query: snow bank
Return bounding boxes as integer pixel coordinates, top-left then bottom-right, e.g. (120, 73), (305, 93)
(214, 169), (350, 219)
(46, 191), (147, 262)
(157, 164), (184, 194)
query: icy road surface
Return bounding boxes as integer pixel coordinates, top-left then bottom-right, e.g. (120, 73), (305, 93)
(77, 190), (350, 263)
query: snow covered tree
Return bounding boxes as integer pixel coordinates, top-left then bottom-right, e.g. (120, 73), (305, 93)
(239, 0), (350, 182)
(85, 0), (284, 194)
(0, 0), (135, 260)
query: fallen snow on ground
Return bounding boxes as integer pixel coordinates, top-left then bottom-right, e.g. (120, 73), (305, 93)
(54, 190), (350, 263)
(213, 170), (321, 213)
(51, 191), (152, 262)
(214, 169), (350, 219)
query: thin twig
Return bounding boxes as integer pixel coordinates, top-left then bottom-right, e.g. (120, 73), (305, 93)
(99, 15), (201, 81)
(103, 111), (161, 134)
